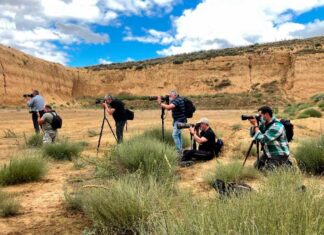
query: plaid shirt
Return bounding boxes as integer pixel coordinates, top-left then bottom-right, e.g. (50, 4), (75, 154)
(252, 117), (289, 158)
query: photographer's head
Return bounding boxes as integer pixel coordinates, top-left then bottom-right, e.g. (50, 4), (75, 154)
(104, 94), (113, 104)
(169, 90), (177, 102)
(33, 90), (39, 97)
(44, 104), (52, 112)
(196, 117), (209, 131)
(258, 106), (273, 123)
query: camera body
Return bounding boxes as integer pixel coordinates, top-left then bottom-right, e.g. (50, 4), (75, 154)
(23, 93), (34, 98)
(176, 122), (200, 129)
(241, 115), (261, 122)
(148, 95), (170, 104)
(95, 98), (105, 104)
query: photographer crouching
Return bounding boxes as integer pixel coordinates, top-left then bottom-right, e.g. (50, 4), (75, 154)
(181, 117), (216, 162)
(249, 106), (291, 170)
(25, 90), (45, 133)
(101, 94), (127, 144)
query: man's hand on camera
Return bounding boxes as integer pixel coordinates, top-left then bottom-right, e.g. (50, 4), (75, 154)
(101, 102), (108, 109)
(249, 117), (258, 126)
(189, 126), (195, 135)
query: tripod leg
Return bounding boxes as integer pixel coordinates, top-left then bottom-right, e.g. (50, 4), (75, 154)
(242, 141), (254, 166)
(105, 117), (118, 143)
(161, 108), (165, 143)
(97, 116), (105, 154)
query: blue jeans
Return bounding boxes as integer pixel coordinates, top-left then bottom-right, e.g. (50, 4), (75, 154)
(173, 121), (183, 152)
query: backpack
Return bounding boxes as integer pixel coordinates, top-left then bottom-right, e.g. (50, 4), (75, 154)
(125, 109), (134, 120)
(50, 112), (62, 130)
(280, 119), (294, 142)
(214, 139), (224, 157)
(181, 97), (196, 118)
(212, 179), (252, 197)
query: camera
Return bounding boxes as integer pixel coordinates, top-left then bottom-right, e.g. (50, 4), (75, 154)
(241, 115), (260, 121)
(23, 93), (34, 98)
(95, 98), (105, 104)
(176, 122), (199, 129)
(148, 95), (170, 104)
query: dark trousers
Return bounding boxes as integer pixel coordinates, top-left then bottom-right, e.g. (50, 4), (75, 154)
(254, 154), (292, 170)
(32, 110), (44, 133)
(182, 149), (215, 161)
(116, 120), (126, 144)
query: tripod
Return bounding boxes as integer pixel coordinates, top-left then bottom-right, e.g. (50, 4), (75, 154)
(161, 107), (166, 142)
(242, 140), (260, 166)
(97, 109), (118, 154)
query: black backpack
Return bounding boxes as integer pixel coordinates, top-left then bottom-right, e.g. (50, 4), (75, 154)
(182, 97), (196, 118)
(50, 111), (62, 130)
(280, 119), (294, 142)
(214, 139), (224, 157)
(125, 109), (134, 120)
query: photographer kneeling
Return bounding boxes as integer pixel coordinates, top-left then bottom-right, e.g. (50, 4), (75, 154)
(181, 117), (216, 162)
(249, 106), (291, 170)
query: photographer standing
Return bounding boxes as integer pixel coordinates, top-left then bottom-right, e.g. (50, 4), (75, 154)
(26, 90), (45, 133)
(250, 106), (291, 170)
(102, 94), (127, 143)
(158, 90), (186, 152)
(181, 118), (216, 162)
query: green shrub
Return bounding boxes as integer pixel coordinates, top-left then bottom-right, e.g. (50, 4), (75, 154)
(109, 136), (178, 181)
(231, 124), (242, 131)
(159, 169), (323, 235)
(311, 93), (324, 102)
(0, 155), (47, 185)
(87, 129), (99, 137)
(141, 127), (190, 148)
(206, 161), (259, 184)
(81, 175), (173, 234)
(64, 190), (84, 211)
(3, 129), (17, 138)
(294, 136), (324, 174)
(318, 101), (324, 111)
(25, 133), (43, 148)
(298, 108), (322, 119)
(42, 141), (83, 160)
(0, 191), (20, 217)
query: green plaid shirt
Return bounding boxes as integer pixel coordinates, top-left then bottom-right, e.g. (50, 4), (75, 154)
(253, 117), (289, 158)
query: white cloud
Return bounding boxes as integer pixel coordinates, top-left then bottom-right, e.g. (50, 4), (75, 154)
(157, 0), (324, 56)
(292, 19), (324, 38)
(0, 0), (178, 64)
(123, 27), (174, 44)
(125, 57), (135, 62)
(99, 58), (113, 64)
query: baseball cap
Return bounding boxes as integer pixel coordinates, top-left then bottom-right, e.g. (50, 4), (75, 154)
(196, 117), (209, 125)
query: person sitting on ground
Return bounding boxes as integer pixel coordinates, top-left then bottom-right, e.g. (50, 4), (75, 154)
(181, 117), (216, 162)
(249, 106), (291, 170)
(37, 105), (57, 144)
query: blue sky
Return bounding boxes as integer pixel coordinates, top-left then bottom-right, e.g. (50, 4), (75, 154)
(0, 0), (324, 67)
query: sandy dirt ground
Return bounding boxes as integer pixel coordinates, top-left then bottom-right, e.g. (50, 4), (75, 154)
(0, 108), (323, 234)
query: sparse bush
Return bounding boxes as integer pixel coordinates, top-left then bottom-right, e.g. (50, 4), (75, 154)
(205, 161), (259, 184)
(318, 101), (324, 111)
(294, 136), (324, 174)
(0, 155), (47, 185)
(3, 129), (17, 138)
(231, 124), (242, 131)
(64, 190), (84, 212)
(42, 141), (83, 160)
(311, 93), (324, 102)
(0, 191), (20, 217)
(140, 127), (190, 148)
(297, 108), (322, 119)
(81, 175), (173, 234)
(25, 133), (43, 148)
(109, 135), (178, 181)
(87, 129), (99, 137)
(160, 169), (323, 235)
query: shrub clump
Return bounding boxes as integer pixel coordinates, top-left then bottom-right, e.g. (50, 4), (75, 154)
(297, 108), (322, 119)
(42, 141), (83, 160)
(81, 175), (173, 234)
(141, 127), (190, 148)
(0, 191), (20, 217)
(25, 133), (43, 148)
(109, 135), (178, 181)
(0, 155), (47, 185)
(294, 136), (324, 174)
(206, 161), (259, 184)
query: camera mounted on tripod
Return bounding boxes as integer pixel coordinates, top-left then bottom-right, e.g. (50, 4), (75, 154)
(241, 114), (261, 122)
(23, 93), (34, 98)
(176, 122), (200, 130)
(148, 95), (170, 104)
(95, 98), (105, 104)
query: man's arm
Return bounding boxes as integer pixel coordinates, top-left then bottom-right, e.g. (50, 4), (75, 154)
(253, 123), (284, 144)
(38, 115), (45, 125)
(189, 127), (208, 144)
(102, 103), (115, 115)
(27, 97), (34, 107)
